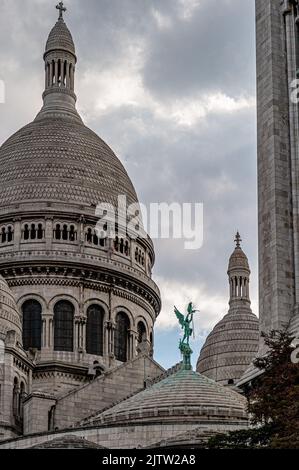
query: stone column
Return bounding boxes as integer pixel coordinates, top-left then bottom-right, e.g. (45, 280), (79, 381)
(49, 318), (53, 349)
(66, 61), (70, 88)
(45, 217), (53, 251)
(49, 61), (53, 86)
(42, 318), (47, 349)
(13, 218), (21, 251)
(54, 60), (58, 86)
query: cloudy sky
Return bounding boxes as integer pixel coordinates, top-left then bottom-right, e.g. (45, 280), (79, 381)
(0, 0), (257, 369)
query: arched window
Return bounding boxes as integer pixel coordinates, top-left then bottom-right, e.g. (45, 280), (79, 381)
(55, 224), (61, 240)
(54, 300), (74, 352)
(22, 299), (42, 350)
(13, 378), (19, 418)
(114, 312), (130, 362)
(137, 321), (147, 344)
(37, 224), (43, 240)
(7, 226), (13, 243)
(30, 224), (36, 240)
(1, 227), (6, 243)
(23, 224), (30, 241)
(19, 382), (25, 418)
(93, 233), (99, 246)
(69, 225), (76, 241)
(62, 224), (68, 241)
(86, 228), (92, 243)
(86, 305), (104, 356)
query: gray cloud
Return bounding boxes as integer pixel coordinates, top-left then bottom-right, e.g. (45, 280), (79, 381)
(0, 0), (258, 366)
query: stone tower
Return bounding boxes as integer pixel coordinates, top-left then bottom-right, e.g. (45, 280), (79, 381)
(256, 0), (299, 339)
(196, 234), (259, 385)
(0, 2), (161, 405)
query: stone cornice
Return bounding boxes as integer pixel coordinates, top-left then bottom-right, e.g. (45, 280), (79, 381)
(1, 264), (160, 318)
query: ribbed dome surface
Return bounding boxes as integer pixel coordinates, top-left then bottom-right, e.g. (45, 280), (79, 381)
(45, 19), (75, 55)
(0, 275), (22, 342)
(197, 309), (259, 385)
(0, 117), (139, 208)
(93, 368), (247, 425)
(228, 247), (250, 271)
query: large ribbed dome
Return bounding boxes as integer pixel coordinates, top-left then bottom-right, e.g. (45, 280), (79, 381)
(0, 275), (22, 342)
(0, 117), (139, 209)
(45, 18), (75, 55)
(88, 368), (248, 426)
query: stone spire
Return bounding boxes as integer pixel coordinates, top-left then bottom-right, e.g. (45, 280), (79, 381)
(35, 2), (81, 122)
(227, 232), (251, 307)
(196, 233), (259, 386)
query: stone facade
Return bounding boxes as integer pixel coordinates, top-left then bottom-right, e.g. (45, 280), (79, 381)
(0, 4), (252, 449)
(256, 0), (299, 343)
(0, 6), (161, 442)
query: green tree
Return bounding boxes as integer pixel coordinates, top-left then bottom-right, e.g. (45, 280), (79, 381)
(208, 329), (299, 449)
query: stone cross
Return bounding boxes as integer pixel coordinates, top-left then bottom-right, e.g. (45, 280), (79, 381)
(235, 231), (242, 248)
(56, 1), (67, 19)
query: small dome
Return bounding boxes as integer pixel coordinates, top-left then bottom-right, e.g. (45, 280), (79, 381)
(45, 19), (75, 56)
(228, 246), (250, 272)
(197, 309), (259, 385)
(90, 368), (248, 426)
(0, 275), (22, 342)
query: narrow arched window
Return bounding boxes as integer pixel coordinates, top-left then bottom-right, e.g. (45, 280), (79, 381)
(55, 224), (61, 240)
(22, 299), (42, 350)
(30, 224), (36, 240)
(69, 225), (76, 242)
(114, 312), (130, 362)
(93, 232), (99, 246)
(37, 224), (43, 240)
(86, 228), (92, 243)
(54, 300), (74, 352)
(13, 378), (19, 418)
(24, 224), (30, 240)
(19, 382), (25, 418)
(1, 227), (6, 243)
(137, 321), (147, 344)
(62, 224), (68, 241)
(86, 305), (104, 356)
(7, 226), (13, 243)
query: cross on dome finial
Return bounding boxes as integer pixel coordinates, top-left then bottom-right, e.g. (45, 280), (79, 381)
(56, 1), (66, 20)
(235, 231), (242, 248)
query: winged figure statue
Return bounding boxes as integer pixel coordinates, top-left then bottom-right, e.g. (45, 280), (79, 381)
(174, 302), (199, 346)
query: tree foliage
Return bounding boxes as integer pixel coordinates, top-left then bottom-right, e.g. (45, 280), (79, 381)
(207, 330), (299, 449)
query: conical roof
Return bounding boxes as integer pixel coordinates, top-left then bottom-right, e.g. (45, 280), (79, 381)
(45, 18), (75, 56)
(228, 246), (250, 272)
(89, 368), (248, 426)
